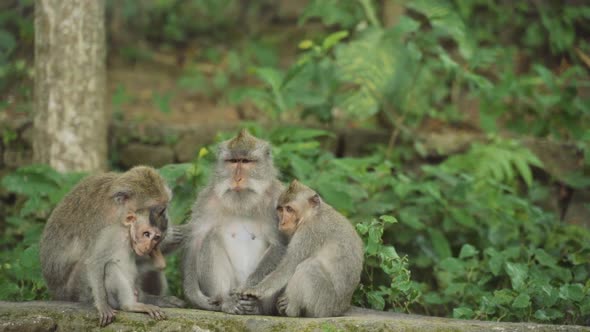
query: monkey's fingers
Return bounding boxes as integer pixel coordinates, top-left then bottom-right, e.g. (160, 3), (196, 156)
(147, 305), (166, 320)
(237, 302), (258, 314)
(154, 309), (167, 320)
(277, 302), (287, 316)
(147, 309), (161, 320)
(99, 311), (115, 327)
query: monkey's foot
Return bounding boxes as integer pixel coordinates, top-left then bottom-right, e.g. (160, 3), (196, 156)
(97, 305), (117, 327)
(130, 303), (166, 320)
(219, 294), (259, 315)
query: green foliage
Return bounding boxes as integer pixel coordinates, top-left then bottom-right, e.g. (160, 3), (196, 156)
(0, 165), (86, 301)
(441, 139), (543, 187)
(299, 0), (366, 29)
(0, 1), (33, 95)
(355, 215), (421, 311)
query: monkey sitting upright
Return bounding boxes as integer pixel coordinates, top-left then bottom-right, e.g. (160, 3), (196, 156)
(238, 180), (364, 317)
(88, 205), (168, 326)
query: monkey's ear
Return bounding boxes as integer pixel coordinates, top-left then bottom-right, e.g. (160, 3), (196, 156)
(308, 194), (320, 208)
(123, 212), (136, 226)
(113, 190), (132, 204)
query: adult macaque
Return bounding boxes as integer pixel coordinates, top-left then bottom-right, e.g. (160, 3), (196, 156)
(238, 180), (364, 318)
(182, 129), (286, 314)
(88, 205), (168, 326)
(40, 166), (184, 308)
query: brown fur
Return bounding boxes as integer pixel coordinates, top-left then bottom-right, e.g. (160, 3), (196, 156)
(39, 166), (182, 308)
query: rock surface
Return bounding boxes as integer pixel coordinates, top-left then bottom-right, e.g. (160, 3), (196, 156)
(1, 301), (588, 332)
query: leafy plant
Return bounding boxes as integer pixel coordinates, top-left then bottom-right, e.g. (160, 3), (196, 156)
(0, 165), (85, 300)
(355, 215), (421, 312)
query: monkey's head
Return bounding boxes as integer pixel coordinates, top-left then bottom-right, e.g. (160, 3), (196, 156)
(214, 129), (278, 200)
(124, 204), (168, 257)
(110, 166), (173, 212)
(276, 180), (321, 237)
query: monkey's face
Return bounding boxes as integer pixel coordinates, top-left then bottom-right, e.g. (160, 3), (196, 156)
(130, 221), (164, 256)
(276, 203), (300, 237)
(214, 133), (277, 201)
(126, 211), (165, 257)
(225, 158), (256, 192)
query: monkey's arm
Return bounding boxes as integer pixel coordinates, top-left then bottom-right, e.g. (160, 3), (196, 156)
(87, 243), (117, 326)
(181, 236), (220, 311)
(159, 223), (191, 254)
(241, 241), (312, 299)
(243, 242), (287, 287)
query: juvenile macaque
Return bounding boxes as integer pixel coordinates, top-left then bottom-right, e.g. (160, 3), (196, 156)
(40, 166), (184, 309)
(182, 129), (286, 314)
(88, 205), (168, 326)
(238, 180), (364, 317)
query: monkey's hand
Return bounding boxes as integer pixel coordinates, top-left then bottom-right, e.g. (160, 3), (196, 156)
(276, 294), (288, 316)
(133, 303), (167, 320)
(97, 304), (117, 327)
(219, 292), (260, 315)
(159, 224), (190, 254)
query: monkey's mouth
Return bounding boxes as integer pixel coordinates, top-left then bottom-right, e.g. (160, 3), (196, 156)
(228, 187), (249, 194)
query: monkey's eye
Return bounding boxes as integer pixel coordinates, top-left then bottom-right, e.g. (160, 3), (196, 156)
(153, 235), (161, 241)
(276, 206), (283, 212)
(225, 159), (238, 163)
(285, 206), (294, 213)
(241, 159), (254, 164)
(143, 231), (151, 238)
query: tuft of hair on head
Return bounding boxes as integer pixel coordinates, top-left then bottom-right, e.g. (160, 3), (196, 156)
(148, 205), (168, 233)
(227, 128), (257, 152)
(279, 179), (306, 205)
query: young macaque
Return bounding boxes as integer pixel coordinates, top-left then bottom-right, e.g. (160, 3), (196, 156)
(238, 180), (364, 317)
(87, 205), (168, 326)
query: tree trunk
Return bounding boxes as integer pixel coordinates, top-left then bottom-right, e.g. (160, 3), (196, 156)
(34, 0), (107, 172)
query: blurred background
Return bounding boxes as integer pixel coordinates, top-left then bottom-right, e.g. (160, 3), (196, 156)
(1, 0), (589, 325)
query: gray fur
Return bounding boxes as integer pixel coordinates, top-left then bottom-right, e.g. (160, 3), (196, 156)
(182, 131), (286, 314)
(239, 182), (364, 317)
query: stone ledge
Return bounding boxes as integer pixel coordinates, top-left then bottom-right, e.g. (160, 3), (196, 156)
(0, 301), (588, 332)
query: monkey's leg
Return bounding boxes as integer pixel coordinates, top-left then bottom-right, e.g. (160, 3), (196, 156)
(105, 263), (166, 320)
(184, 230), (235, 311)
(159, 224), (191, 254)
(282, 258), (337, 318)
